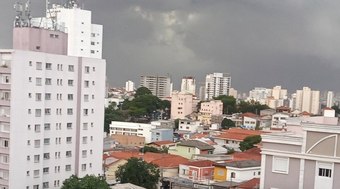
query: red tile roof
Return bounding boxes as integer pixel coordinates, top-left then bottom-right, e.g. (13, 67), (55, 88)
(232, 147), (261, 161)
(107, 151), (189, 168)
(148, 140), (175, 146)
(240, 112), (258, 118)
(323, 107), (333, 110)
(237, 178), (260, 189)
(181, 160), (214, 167)
(214, 128), (264, 141)
(190, 133), (209, 139)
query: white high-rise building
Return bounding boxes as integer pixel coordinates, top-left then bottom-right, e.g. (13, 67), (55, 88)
(204, 73), (231, 100)
(327, 91), (334, 108)
(180, 76), (196, 95)
(140, 75), (171, 98)
(125, 80), (134, 92)
(295, 87), (320, 114)
(31, 2), (103, 59)
(0, 2), (106, 189)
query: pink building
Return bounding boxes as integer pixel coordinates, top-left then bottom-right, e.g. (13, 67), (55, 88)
(171, 91), (194, 119)
(179, 160), (215, 184)
(199, 100), (223, 124)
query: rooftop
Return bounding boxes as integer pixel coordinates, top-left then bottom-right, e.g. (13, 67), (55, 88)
(181, 160), (214, 167)
(216, 160), (261, 168)
(177, 140), (215, 150)
(237, 178), (260, 189)
(215, 128), (264, 141)
(148, 140), (175, 146)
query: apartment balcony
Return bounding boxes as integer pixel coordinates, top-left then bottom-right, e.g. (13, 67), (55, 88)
(0, 163), (9, 170)
(0, 61), (11, 74)
(0, 85), (10, 91)
(0, 116), (9, 123)
(0, 178), (8, 187)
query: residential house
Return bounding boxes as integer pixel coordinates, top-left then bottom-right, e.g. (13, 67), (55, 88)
(213, 128), (264, 151)
(178, 119), (203, 133)
(213, 148), (261, 182)
(147, 140), (176, 150)
(236, 178), (260, 189)
(103, 151), (189, 184)
(260, 123), (340, 189)
(179, 160), (215, 184)
(271, 112), (289, 129)
(168, 140), (215, 159)
(150, 128), (173, 142)
(240, 112), (260, 129)
(214, 160), (261, 183)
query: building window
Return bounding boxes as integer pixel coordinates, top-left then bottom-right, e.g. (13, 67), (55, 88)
(44, 138), (50, 145)
(34, 140), (40, 148)
(65, 165), (71, 171)
(67, 123), (72, 129)
(42, 94), (50, 101)
(84, 94), (89, 102)
(231, 172), (236, 179)
(81, 164), (86, 171)
(43, 167), (49, 174)
(34, 155), (40, 163)
(83, 123), (88, 130)
(43, 153), (50, 160)
(34, 124), (41, 133)
(36, 78), (42, 86)
(45, 78), (52, 85)
(67, 108), (73, 115)
(82, 150), (87, 158)
(85, 66), (90, 73)
(46, 63), (52, 70)
(45, 108), (51, 115)
(68, 79), (74, 86)
(66, 137), (72, 144)
(36, 62), (42, 70)
(84, 80), (89, 88)
(68, 65), (74, 72)
(68, 94), (73, 101)
(66, 151), (72, 158)
(33, 170), (39, 178)
(272, 156), (289, 174)
(82, 136), (87, 144)
(43, 182), (49, 189)
(35, 93), (42, 101)
(83, 109), (88, 116)
(35, 109), (41, 117)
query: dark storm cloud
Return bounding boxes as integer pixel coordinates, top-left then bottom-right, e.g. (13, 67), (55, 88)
(1, 0), (340, 93)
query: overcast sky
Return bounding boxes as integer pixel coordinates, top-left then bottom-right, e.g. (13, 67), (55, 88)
(1, 0), (340, 93)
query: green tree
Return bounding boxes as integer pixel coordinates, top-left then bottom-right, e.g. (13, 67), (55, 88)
(214, 95), (237, 114)
(135, 87), (152, 98)
(239, 135), (261, 152)
(104, 102), (127, 133)
(174, 118), (180, 130)
(331, 105), (340, 116)
(221, 118), (235, 129)
(139, 146), (168, 153)
(237, 101), (269, 115)
(116, 158), (160, 189)
(61, 175), (109, 189)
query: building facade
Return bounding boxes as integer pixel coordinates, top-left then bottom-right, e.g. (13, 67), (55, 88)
(261, 124), (340, 189)
(109, 121), (156, 143)
(140, 75), (171, 98)
(171, 91), (194, 119)
(295, 87), (320, 115)
(1, 22), (105, 189)
(204, 73), (231, 100)
(181, 76), (196, 95)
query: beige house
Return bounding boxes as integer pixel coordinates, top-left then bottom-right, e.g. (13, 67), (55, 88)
(198, 100), (223, 125)
(261, 123), (340, 189)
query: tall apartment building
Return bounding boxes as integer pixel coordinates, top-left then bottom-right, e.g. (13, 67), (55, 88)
(125, 80), (134, 92)
(295, 87), (320, 115)
(140, 75), (172, 98)
(204, 73), (231, 100)
(180, 76), (196, 95)
(327, 91), (334, 108)
(170, 91), (194, 119)
(0, 2), (106, 189)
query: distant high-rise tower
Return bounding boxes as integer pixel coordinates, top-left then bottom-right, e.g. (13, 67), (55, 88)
(327, 91), (334, 108)
(180, 76), (196, 95)
(140, 75), (171, 98)
(204, 73), (231, 100)
(295, 87), (320, 114)
(125, 80), (135, 92)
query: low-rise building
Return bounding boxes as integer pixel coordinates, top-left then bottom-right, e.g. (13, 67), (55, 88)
(240, 112), (260, 130)
(199, 100), (223, 124)
(178, 119), (203, 133)
(110, 134), (145, 147)
(151, 128), (173, 142)
(168, 140), (215, 159)
(179, 160), (215, 184)
(271, 112), (289, 129)
(109, 121), (156, 143)
(213, 128), (264, 151)
(171, 91), (194, 119)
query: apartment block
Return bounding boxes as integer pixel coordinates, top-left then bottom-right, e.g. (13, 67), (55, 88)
(171, 91), (194, 119)
(139, 75), (172, 98)
(261, 124), (340, 189)
(204, 73), (231, 100)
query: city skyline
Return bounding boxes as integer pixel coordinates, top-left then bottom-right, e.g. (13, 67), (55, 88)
(1, 0), (340, 92)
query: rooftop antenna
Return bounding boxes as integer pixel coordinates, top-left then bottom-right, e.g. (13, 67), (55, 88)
(14, 0), (31, 27)
(64, 0), (79, 9)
